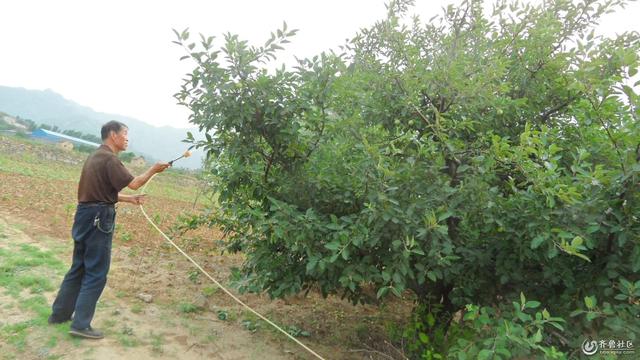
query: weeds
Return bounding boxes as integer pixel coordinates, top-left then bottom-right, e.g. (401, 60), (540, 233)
(119, 231), (133, 243)
(202, 285), (218, 297)
(149, 331), (165, 354)
(178, 302), (200, 314)
(131, 303), (143, 314)
(187, 270), (200, 283)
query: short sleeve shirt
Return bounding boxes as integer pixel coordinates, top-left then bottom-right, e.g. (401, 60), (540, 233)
(77, 145), (135, 204)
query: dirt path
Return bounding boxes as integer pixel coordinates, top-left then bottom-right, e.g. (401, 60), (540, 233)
(0, 212), (309, 360)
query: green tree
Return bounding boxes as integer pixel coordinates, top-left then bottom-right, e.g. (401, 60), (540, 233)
(176, 0), (639, 357)
(119, 151), (136, 163)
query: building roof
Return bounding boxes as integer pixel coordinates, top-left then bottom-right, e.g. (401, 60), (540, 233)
(32, 128), (101, 148)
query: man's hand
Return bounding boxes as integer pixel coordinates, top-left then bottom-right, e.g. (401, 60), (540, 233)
(118, 194), (147, 205)
(130, 194), (146, 205)
(151, 162), (171, 174)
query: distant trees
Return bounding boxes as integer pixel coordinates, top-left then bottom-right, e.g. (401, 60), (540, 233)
(0, 122), (12, 131)
(0, 113), (37, 131)
(14, 116), (37, 131)
(60, 129), (101, 144)
(177, 0), (639, 357)
(119, 152), (136, 163)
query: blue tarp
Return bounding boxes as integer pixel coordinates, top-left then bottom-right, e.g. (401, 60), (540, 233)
(30, 129), (100, 148)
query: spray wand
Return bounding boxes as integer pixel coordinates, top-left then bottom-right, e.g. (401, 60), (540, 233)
(168, 150), (192, 165)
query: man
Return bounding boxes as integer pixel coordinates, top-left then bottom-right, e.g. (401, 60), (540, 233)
(48, 120), (170, 339)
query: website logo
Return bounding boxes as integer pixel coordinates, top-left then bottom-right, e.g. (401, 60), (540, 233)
(582, 338), (635, 356)
(582, 339), (598, 356)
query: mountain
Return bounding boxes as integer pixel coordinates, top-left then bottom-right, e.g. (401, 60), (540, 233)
(0, 86), (204, 169)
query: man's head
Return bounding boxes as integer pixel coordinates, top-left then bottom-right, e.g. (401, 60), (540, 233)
(101, 120), (129, 152)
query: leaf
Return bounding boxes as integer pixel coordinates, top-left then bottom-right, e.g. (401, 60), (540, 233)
(574, 253), (591, 262)
(520, 292), (526, 307)
(533, 329), (543, 343)
(531, 235), (545, 249)
(516, 311), (531, 322)
(324, 242), (340, 251)
(570, 309), (585, 317)
(571, 236), (583, 248)
(525, 301), (541, 309)
(392, 272), (402, 284)
(542, 308), (550, 319)
(584, 296), (596, 310)
(438, 211), (453, 221)
(496, 348), (511, 358)
(548, 322), (564, 331)
(478, 349), (493, 360)
(306, 258), (318, 272)
(419, 332), (429, 344)
(376, 287), (389, 299)
(620, 278), (632, 290)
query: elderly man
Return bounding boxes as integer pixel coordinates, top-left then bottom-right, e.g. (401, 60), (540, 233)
(48, 120), (170, 339)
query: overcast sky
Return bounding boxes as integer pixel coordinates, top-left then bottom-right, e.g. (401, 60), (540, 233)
(1, 0), (638, 129)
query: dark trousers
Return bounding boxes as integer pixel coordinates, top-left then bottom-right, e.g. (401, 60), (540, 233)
(51, 203), (115, 329)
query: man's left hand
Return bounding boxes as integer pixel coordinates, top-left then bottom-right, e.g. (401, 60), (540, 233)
(131, 194), (147, 205)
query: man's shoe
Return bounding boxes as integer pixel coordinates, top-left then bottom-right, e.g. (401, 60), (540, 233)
(69, 327), (104, 339)
(48, 315), (70, 325)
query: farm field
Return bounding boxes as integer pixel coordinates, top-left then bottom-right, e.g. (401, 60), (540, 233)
(0, 135), (411, 360)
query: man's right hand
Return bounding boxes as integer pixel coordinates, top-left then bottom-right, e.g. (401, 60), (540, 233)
(151, 162), (171, 174)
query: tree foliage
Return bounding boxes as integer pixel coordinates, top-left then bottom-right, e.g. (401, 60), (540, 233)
(175, 0), (639, 357)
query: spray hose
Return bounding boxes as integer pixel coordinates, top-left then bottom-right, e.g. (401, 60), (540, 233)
(137, 174), (326, 360)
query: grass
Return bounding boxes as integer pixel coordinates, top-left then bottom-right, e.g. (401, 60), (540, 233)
(0, 244), (64, 298)
(1, 321), (31, 351)
(117, 325), (138, 347)
(202, 285), (219, 297)
(117, 333), (139, 347)
(118, 230), (133, 243)
(148, 331), (165, 354)
(131, 303), (143, 314)
(187, 270), (200, 283)
(178, 302), (201, 314)
(0, 224), (73, 358)
(0, 152), (79, 181)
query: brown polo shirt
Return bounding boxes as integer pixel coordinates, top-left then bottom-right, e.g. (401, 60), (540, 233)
(77, 145), (135, 204)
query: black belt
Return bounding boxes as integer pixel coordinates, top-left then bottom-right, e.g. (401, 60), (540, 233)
(78, 202), (115, 208)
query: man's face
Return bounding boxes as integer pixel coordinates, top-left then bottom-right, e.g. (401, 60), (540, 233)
(111, 127), (129, 152)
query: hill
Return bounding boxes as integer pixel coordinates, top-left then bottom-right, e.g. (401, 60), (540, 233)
(0, 86), (204, 169)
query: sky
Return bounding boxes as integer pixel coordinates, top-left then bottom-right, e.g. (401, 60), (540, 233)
(1, 0), (638, 129)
